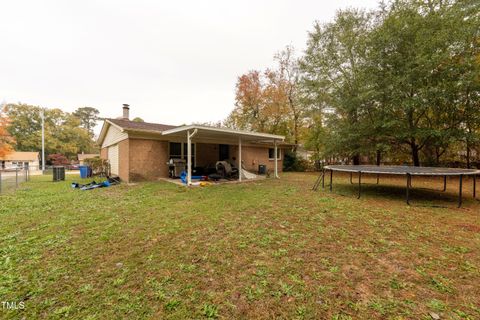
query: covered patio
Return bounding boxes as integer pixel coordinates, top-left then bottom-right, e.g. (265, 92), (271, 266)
(161, 125), (285, 185)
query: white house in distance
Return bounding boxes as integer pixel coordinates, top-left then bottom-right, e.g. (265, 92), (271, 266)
(0, 151), (40, 172)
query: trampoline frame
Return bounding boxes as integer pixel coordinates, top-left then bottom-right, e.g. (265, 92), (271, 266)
(312, 165), (480, 208)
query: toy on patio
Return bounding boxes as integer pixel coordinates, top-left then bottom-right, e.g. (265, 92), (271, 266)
(180, 171), (208, 185)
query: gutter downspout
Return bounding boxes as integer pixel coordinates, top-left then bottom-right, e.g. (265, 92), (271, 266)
(238, 137), (242, 182)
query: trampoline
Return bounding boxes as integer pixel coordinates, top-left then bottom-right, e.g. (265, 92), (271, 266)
(312, 165), (480, 208)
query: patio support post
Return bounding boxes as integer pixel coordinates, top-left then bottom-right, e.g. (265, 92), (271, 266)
(187, 130), (192, 186)
(274, 140), (279, 178)
(238, 136), (242, 182)
(186, 129), (198, 186)
(458, 174), (463, 208)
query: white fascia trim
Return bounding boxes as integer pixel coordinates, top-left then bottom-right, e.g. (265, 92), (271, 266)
(161, 125), (285, 141)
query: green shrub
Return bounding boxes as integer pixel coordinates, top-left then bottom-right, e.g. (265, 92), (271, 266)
(283, 151), (311, 172)
(83, 157), (110, 176)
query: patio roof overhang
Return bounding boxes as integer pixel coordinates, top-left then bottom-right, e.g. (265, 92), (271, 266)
(161, 125), (285, 144)
(162, 125), (285, 185)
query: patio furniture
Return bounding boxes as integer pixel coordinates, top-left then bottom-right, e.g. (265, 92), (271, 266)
(216, 161), (239, 179)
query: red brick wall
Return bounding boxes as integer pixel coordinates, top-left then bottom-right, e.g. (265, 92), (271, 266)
(196, 143), (283, 174)
(230, 145), (283, 174)
(115, 139), (284, 182)
(128, 139), (169, 181)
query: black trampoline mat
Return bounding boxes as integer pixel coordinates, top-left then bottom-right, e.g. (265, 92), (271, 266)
(324, 165), (480, 176)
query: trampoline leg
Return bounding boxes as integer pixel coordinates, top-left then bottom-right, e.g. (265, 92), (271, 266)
(376, 174), (379, 184)
(442, 176), (447, 192)
(406, 173), (411, 205)
(358, 171), (362, 199)
(350, 172), (353, 184)
(312, 170), (323, 191)
(329, 170), (333, 191)
(458, 174), (463, 208)
(322, 169), (325, 189)
(473, 175), (476, 198)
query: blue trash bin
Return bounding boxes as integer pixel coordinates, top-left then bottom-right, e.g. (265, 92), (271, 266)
(79, 166), (89, 178)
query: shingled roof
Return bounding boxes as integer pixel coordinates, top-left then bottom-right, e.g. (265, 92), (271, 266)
(107, 118), (178, 133)
(0, 151), (39, 161)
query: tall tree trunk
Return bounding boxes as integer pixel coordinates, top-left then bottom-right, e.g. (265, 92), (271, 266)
(411, 143), (420, 166)
(376, 150), (381, 166)
(293, 114), (299, 153)
(352, 154), (360, 165)
(466, 145), (471, 169)
(466, 128), (472, 169)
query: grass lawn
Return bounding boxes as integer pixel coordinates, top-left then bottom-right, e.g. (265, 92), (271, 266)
(0, 173), (479, 319)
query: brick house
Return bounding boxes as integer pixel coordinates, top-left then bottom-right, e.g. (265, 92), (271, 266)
(97, 105), (287, 183)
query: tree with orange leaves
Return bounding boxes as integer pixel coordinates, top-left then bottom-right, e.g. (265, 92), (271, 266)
(0, 106), (15, 158)
(225, 70), (268, 132)
(225, 47), (303, 142)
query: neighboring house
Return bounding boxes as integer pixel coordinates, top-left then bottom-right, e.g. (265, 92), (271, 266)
(296, 145), (314, 161)
(97, 105), (286, 183)
(0, 151), (40, 171)
(77, 153), (100, 165)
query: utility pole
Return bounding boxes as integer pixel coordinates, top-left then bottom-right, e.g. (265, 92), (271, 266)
(41, 109), (45, 172)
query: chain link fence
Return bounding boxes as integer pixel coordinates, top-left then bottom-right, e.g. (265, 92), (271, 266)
(0, 164), (108, 194)
(0, 167), (30, 194)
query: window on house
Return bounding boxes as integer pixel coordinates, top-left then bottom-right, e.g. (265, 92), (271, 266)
(268, 148), (281, 160)
(11, 161), (21, 167)
(169, 142), (182, 159)
(169, 142), (196, 164)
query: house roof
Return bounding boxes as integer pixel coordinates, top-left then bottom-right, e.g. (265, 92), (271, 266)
(78, 153), (100, 161)
(107, 118), (178, 133)
(0, 151), (39, 161)
(97, 118), (285, 146)
(97, 118), (178, 146)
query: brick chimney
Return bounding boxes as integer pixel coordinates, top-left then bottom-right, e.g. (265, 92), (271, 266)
(122, 104), (130, 120)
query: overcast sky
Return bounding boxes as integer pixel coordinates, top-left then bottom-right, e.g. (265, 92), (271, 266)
(0, 0), (378, 132)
